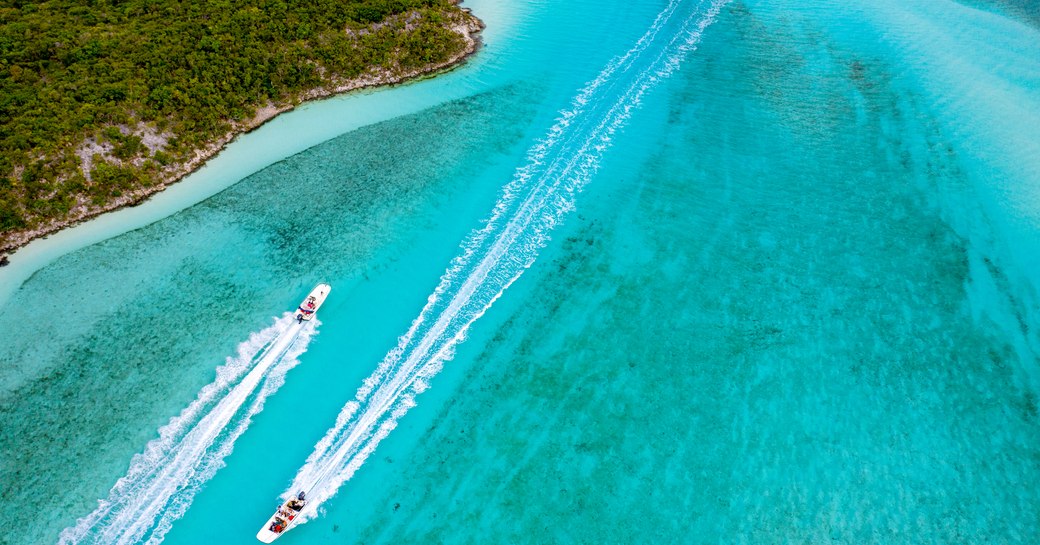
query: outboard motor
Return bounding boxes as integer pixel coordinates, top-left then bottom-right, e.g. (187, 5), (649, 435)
(297, 491), (306, 501)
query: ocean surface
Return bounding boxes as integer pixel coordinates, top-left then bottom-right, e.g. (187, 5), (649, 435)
(2, 0), (1039, 543)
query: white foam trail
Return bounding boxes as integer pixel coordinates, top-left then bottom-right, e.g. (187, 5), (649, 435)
(59, 313), (320, 545)
(281, 0), (730, 526)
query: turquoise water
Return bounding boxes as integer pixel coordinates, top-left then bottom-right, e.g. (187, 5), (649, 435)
(2, 0), (1039, 543)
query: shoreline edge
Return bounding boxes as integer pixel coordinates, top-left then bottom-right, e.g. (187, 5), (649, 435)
(0, 5), (485, 262)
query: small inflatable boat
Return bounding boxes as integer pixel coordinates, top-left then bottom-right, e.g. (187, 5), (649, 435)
(295, 284), (330, 322)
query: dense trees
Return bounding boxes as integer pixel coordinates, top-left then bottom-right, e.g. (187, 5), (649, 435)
(0, 0), (473, 246)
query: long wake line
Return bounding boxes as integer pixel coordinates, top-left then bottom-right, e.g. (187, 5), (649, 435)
(280, 0), (730, 528)
(59, 314), (320, 545)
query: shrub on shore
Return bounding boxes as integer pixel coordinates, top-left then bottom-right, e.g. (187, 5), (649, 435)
(0, 0), (473, 250)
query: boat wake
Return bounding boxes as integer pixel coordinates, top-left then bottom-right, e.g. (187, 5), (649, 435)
(59, 313), (319, 545)
(277, 0), (728, 529)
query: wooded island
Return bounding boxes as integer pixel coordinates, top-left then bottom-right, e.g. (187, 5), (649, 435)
(0, 0), (481, 256)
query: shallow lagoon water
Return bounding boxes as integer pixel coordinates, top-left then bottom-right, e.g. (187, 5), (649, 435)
(2, 0), (1039, 544)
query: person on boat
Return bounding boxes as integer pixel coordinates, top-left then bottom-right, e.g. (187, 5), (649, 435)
(287, 499), (303, 511)
(270, 517), (286, 533)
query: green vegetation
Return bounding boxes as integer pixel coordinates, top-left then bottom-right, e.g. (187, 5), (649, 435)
(0, 0), (474, 248)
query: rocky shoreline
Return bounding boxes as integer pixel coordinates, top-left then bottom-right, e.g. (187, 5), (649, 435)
(0, 7), (484, 262)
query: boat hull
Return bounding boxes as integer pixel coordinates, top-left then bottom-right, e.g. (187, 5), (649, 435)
(256, 498), (306, 543)
(294, 283), (331, 322)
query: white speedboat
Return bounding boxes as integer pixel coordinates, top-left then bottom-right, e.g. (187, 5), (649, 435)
(256, 491), (307, 543)
(295, 283), (331, 322)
